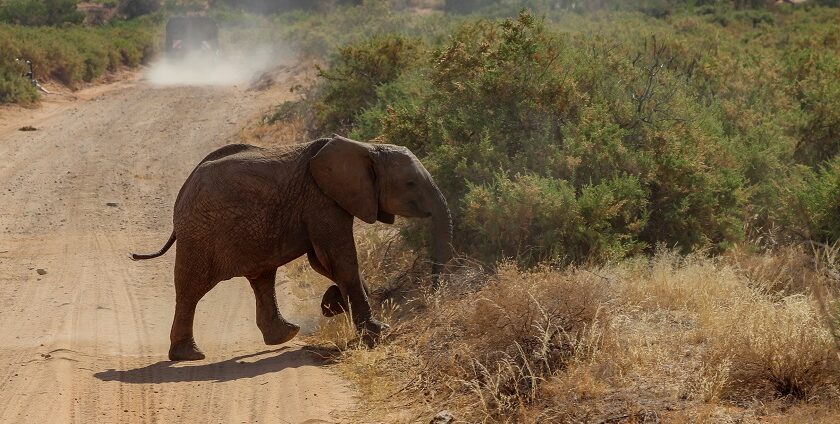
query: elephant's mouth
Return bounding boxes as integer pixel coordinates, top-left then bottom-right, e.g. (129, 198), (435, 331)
(407, 200), (431, 218)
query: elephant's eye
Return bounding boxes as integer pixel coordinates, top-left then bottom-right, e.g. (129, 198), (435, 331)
(406, 181), (416, 187)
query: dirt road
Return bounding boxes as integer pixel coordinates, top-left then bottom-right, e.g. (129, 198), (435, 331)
(0, 77), (355, 423)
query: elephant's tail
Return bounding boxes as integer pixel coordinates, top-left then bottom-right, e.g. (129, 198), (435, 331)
(130, 232), (176, 261)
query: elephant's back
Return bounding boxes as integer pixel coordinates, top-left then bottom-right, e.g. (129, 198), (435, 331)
(199, 143), (261, 163)
(171, 144), (262, 208)
(177, 151), (279, 208)
(171, 143), (312, 277)
(172, 144), (304, 237)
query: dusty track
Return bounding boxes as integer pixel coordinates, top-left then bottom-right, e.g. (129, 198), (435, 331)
(0, 77), (354, 423)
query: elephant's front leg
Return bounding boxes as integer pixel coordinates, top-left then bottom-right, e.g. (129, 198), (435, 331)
(307, 250), (349, 317)
(247, 269), (300, 345)
(310, 230), (390, 345)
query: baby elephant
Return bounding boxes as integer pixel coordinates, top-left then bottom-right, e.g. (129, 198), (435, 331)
(131, 135), (452, 361)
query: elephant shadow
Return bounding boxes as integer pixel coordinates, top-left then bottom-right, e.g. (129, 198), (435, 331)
(94, 347), (324, 384)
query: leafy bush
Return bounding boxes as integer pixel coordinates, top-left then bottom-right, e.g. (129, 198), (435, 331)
(0, 69), (37, 103)
(462, 174), (647, 264)
(382, 12), (745, 262)
(0, 0), (84, 26)
(787, 50), (840, 167)
(268, 3), (840, 265)
(781, 159), (840, 243)
(314, 34), (423, 135)
(0, 18), (158, 103)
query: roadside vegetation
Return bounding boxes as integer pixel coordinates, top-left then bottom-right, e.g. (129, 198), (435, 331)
(0, 1), (159, 104)
(258, 0), (840, 422)
(273, 2), (840, 265)
(300, 238), (840, 422)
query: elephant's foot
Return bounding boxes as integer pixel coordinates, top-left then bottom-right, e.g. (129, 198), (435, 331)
(356, 318), (391, 348)
(169, 339), (205, 361)
(259, 319), (300, 345)
(321, 284), (348, 317)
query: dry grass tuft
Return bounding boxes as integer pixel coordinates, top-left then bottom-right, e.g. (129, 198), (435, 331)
(727, 245), (823, 295)
(702, 294), (839, 400)
(449, 264), (609, 420)
(309, 247), (612, 422)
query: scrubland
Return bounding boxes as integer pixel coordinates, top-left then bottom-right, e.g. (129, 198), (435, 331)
(261, 1), (840, 421)
(299, 232), (840, 422)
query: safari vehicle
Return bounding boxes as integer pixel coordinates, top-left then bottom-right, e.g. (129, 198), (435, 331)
(164, 15), (220, 59)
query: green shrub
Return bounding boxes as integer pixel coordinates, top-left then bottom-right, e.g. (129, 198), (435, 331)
(268, 3), (840, 265)
(315, 34), (424, 135)
(786, 50), (840, 167)
(279, 11), (752, 264)
(0, 19), (158, 103)
(782, 159), (840, 243)
(0, 70), (37, 103)
(402, 13), (744, 261)
(463, 173), (647, 264)
(0, 0), (84, 26)
(463, 174), (581, 264)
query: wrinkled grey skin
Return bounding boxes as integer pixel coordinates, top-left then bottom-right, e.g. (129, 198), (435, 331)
(131, 135), (453, 361)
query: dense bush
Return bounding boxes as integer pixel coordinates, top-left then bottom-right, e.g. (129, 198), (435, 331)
(405, 13), (747, 262)
(303, 12), (743, 263)
(0, 19), (158, 103)
(0, 0), (84, 26)
(781, 159), (840, 244)
(462, 174), (648, 263)
(274, 5), (840, 265)
(314, 34), (423, 135)
(0, 69), (37, 103)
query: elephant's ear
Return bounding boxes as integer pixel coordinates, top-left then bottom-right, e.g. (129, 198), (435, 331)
(310, 136), (379, 224)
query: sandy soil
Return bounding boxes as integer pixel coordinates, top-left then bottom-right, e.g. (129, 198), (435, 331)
(0, 75), (355, 423)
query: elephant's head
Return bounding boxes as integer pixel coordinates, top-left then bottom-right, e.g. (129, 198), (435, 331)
(310, 135), (453, 280)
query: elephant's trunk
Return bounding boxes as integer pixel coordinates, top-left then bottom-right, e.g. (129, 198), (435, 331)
(429, 184), (453, 285)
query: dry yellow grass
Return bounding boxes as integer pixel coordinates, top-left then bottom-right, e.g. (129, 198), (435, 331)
(300, 238), (840, 423)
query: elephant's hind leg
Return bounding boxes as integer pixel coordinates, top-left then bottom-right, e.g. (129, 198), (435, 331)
(247, 269), (300, 345)
(169, 255), (213, 361)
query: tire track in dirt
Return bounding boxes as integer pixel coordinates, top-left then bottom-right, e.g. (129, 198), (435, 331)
(0, 76), (356, 423)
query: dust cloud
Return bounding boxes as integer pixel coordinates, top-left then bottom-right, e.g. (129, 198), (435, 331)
(145, 46), (291, 87)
